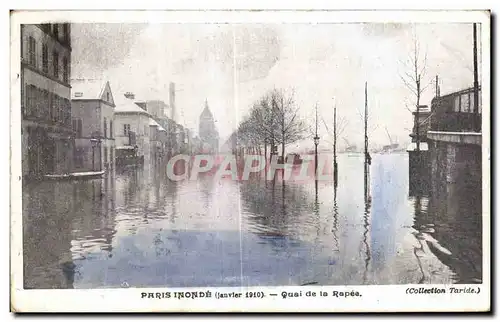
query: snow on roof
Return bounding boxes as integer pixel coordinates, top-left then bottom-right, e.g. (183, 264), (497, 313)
(71, 79), (107, 100)
(148, 117), (166, 131)
(114, 95), (151, 116)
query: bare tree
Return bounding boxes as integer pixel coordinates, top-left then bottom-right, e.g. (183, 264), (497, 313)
(321, 107), (348, 150)
(269, 88), (307, 162)
(235, 88), (306, 163)
(399, 27), (432, 151)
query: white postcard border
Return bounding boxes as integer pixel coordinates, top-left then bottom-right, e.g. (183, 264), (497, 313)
(9, 9), (491, 313)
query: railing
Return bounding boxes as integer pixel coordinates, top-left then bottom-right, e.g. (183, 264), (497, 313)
(430, 87), (481, 133)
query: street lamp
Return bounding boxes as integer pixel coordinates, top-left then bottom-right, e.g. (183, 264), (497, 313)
(314, 135), (320, 175)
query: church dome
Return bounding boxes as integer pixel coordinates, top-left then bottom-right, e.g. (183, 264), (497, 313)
(200, 99), (214, 119)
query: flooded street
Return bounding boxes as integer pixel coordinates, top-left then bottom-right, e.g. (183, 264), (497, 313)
(22, 153), (482, 289)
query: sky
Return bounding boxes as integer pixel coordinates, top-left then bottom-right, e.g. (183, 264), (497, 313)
(71, 22), (480, 151)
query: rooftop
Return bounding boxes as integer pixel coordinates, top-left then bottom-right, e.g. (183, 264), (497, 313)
(148, 118), (166, 131)
(114, 94), (151, 116)
(71, 79), (108, 100)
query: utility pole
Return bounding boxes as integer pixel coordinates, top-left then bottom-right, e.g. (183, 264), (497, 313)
(415, 75), (421, 152)
(364, 82), (369, 166)
(314, 103), (319, 176)
(473, 23), (480, 131)
(364, 82), (369, 199)
(435, 75), (439, 98)
(333, 106), (338, 186)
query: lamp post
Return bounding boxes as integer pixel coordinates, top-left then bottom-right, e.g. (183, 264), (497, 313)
(314, 135), (319, 175)
(314, 103), (320, 176)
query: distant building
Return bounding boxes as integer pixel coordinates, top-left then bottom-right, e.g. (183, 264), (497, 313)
(113, 92), (152, 166)
(21, 23), (73, 178)
(199, 99), (219, 154)
(149, 118), (167, 165)
(71, 79), (116, 173)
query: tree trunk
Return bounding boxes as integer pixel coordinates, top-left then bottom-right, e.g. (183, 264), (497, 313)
(281, 139), (285, 164)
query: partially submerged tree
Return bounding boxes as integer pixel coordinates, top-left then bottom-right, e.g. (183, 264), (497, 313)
(269, 88), (307, 161)
(235, 88), (307, 163)
(399, 27), (432, 151)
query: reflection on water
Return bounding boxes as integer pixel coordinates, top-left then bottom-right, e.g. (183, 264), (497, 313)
(22, 153), (482, 288)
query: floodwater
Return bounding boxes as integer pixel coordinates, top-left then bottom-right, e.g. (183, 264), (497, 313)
(22, 153), (482, 289)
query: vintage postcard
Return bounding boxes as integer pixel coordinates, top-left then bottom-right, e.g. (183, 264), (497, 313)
(10, 9), (491, 312)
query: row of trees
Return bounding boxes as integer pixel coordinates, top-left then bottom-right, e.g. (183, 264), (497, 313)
(235, 88), (308, 161)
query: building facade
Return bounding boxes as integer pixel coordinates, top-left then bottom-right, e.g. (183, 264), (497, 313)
(71, 79), (116, 173)
(149, 118), (167, 165)
(21, 23), (73, 178)
(113, 93), (152, 166)
(199, 100), (219, 154)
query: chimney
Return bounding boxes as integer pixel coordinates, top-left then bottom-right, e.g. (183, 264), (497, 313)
(169, 82), (176, 122)
(124, 92), (135, 100)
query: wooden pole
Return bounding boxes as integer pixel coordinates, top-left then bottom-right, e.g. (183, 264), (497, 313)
(333, 106), (338, 185)
(473, 23), (480, 131)
(364, 82), (369, 199)
(364, 82), (368, 163)
(314, 103), (318, 175)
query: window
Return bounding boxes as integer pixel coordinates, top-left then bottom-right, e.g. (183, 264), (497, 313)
(59, 97), (64, 123)
(42, 44), (48, 73)
(110, 120), (113, 138)
(54, 95), (60, 122)
(72, 119), (82, 136)
(63, 24), (70, 43)
(53, 24), (59, 39)
(453, 95), (461, 112)
(62, 57), (69, 83)
(41, 24), (50, 33)
(48, 93), (52, 120)
(104, 147), (108, 165)
(42, 90), (49, 121)
(28, 36), (36, 66)
(52, 51), (59, 79)
(106, 92), (110, 102)
(461, 93), (471, 112)
(103, 117), (107, 139)
(124, 124), (130, 136)
(26, 85), (35, 117)
(144, 125), (148, 136)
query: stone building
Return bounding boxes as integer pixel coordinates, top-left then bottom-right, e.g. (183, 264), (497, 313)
(21, 23), (73, 178)
(199, 99), (219, 154)
(71, 79), (116, 173)
(113, 92), (152, 166)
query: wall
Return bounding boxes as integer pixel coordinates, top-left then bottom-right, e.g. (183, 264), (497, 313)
(21, 24), (72, 177)
(113, 113), (150, 164)
(429, 140), (482, 196)
(21, 24), (71, 89)
(71, 100), (101, 138)
(100, 101), (116, 173)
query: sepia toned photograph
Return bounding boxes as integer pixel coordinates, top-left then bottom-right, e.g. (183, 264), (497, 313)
(10, 9), (490, 312)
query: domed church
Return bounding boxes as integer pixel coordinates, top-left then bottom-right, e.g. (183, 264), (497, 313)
(199, 99), (219, 154)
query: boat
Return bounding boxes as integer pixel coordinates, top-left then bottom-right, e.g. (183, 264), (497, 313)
(276, 153), (303, 165)
(44, 170), (105, 181)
